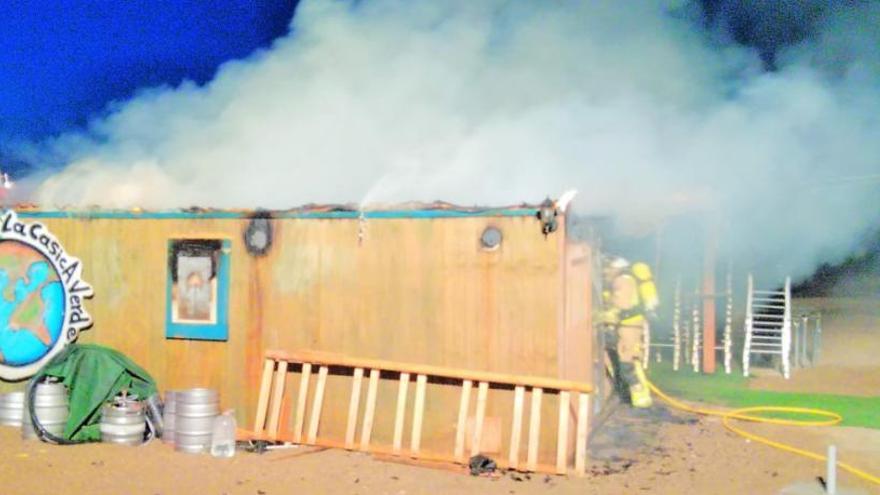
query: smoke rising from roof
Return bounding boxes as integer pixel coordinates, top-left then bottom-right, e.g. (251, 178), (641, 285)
(24, 0), (880, 282)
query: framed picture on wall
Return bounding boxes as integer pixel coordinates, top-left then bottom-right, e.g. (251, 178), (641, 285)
(166, 239), (230, 341)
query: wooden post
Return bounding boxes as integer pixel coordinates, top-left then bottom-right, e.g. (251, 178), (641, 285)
(702, 220), (718, 374)
(574, 393), (589, 475)
(266, 360), (289, 437)
(359, 369), (380, 450)
(724, 262), (733, 374)
(471, 381), (489, 457)
(454, 380), (473, 462)
(556, 391), (570, 475)
(253, 359), (275, 433)
(293, 363), (312, 443)
(673, 279), (682, 371)
(410, 374), (428, 455)
(508, 385), (525, 470)
(743, 274), (754, 377)
(306, 365), (329, 443)
(526, 387), (543, 472)
(393, 372), (411, 454)
(345, 367), (365, 449)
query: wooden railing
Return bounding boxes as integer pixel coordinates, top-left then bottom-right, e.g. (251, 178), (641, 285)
(248, 349), (594, 475)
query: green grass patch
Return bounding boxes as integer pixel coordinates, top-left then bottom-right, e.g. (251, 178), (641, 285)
(647, 362), (880, 429)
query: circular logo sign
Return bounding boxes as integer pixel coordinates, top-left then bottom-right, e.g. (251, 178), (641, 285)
(0, 210), (93, 380)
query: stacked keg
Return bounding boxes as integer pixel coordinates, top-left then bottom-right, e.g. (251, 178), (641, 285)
(8, 384), (223, 454)
(21, 379), (69, 440)
(173, 388), (219, 454)
(99, 394), (146, 446)
(161, 390), (178, 445)
(0, 391), (25, 427)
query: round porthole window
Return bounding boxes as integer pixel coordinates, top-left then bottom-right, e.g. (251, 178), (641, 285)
(480, 226), (502, 251)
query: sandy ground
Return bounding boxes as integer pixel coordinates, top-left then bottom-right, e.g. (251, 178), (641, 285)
(1, 297), (877, 494)
(1, 406), (878, 495)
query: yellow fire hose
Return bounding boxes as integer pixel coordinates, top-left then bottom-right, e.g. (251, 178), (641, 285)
(641, 373), (880, 486)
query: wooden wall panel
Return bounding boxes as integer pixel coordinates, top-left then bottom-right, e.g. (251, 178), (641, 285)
(1, 211), (593, 459)
(261, 216), (562, 376)
(0, 218), (258, 414)
(562, 242), (593, 384)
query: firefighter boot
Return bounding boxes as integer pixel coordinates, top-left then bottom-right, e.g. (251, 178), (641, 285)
(630, 361), (653, 408)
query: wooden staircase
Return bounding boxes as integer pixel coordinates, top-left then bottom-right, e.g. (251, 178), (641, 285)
(742, 274), (792, 379)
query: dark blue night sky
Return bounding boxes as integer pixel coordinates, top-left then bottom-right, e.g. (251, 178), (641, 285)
(0, 0), (297, 173)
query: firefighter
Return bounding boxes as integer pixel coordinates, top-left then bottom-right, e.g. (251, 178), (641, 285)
(601, 257), (658, 408)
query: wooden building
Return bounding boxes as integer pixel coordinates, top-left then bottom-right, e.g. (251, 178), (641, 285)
(1, 202), (603, 468)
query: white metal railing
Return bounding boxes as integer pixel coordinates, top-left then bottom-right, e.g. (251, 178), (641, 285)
(791, 309), (823, 368)
(722, 269), (734, 374)
(654, 272), (733, 375)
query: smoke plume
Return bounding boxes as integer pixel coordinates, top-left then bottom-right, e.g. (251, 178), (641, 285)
(22, 0), (880, 282)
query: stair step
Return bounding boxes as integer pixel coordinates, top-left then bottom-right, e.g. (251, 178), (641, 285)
(754, 290), (785, 295)
(753, 304), (785, 310)
(748, 350), (783, 355)
(753, 314), (785, 319)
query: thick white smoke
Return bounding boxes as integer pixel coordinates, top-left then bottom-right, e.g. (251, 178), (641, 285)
(28, 0), (880, 281)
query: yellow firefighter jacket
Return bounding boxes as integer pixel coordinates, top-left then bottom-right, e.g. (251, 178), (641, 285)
(602, 262), (658, 326)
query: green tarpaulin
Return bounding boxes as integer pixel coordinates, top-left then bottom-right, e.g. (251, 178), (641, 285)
(31, 343), (157, 442)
